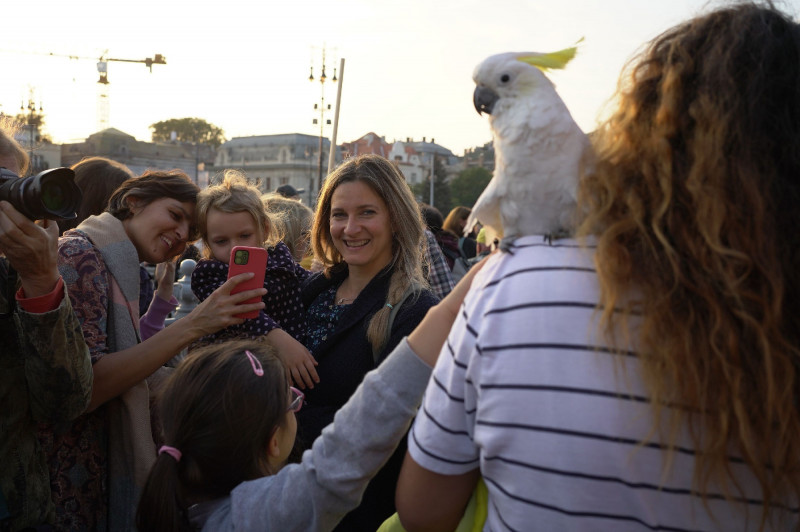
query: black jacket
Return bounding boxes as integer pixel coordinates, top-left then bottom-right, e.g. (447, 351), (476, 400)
(298, 263), (438, 532)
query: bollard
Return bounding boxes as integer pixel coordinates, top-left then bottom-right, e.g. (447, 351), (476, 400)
(166, 259), (199, 325)
(163, 259), (199, 367)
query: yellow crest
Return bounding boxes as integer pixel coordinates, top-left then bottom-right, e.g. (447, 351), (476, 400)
(517, 37), (584, 72)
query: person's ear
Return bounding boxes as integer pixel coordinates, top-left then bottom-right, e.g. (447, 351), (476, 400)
(126, 196), (140, 214)
(267, 428), (282, 460)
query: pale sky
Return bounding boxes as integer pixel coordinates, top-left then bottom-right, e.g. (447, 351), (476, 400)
(3, 0), (796, 156)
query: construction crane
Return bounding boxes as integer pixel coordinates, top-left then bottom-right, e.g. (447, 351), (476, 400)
(0, 48), (166, 131)
(95, 51), (166, 130)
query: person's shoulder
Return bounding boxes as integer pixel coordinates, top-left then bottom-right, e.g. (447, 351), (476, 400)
(473, 236), (597, 299)
(195, 257), (225, 269)
(267, 242), (298, 268)
(58, 229), (93, 254)
(58, 231), (102, 267)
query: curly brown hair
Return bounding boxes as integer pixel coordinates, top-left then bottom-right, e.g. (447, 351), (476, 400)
(577, 2), (800, 526)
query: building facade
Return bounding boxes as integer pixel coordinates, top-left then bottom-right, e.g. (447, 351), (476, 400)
(60, 128), (214, 185)
(210, 133), (339, 205)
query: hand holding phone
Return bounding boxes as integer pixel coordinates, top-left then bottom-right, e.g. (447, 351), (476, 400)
(228, 246), (268, 319)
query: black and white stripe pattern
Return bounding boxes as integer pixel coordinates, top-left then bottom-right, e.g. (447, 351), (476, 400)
(408, 235), (797, 531)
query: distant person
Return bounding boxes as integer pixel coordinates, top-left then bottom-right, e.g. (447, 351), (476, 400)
(397, 4), (800, 531)
(418, 203), (454, 299)
(191, 171), (317, 389)
(275, 183), (305, 201)
(262, 192), (314, 264)
(0, 124), (92, 531)
(57, 156), (134, 235)
(443, 206), (477, 258)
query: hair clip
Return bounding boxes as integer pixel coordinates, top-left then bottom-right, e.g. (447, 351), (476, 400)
(245, 350), (264, 377)
(386, 303), (394, 309)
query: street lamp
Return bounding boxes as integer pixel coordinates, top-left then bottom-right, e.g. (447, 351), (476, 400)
(308, 47), (337, 205)
(20, 93), (42, 167)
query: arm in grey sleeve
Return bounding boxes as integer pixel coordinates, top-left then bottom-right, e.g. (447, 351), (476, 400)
(213, 338), (431, 532)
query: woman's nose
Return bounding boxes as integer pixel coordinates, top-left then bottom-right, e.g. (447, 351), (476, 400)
(176, 220), (189, 241)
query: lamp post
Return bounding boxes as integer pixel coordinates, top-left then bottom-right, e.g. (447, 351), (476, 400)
(20, 93), (42, 168)
(308, 47), (337, 205)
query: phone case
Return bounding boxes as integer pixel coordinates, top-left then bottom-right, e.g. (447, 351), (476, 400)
(227, 246), (268, 319)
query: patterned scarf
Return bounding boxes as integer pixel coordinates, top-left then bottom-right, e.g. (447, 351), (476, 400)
(77, 212), (154, 531)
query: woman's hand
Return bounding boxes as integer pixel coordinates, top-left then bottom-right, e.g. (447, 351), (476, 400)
(407, 254), (491, 367)
(266, 328), (320, 389)
(154, 260), (176, 301)
(184, 272), (267, 337)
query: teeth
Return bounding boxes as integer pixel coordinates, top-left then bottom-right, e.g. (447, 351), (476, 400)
(346, 239), (368, 247)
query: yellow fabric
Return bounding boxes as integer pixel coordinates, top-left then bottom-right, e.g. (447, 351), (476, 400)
(376, 478), (488, 532)
(476, 227), (487, 245)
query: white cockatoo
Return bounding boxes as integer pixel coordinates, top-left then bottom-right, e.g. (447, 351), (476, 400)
(468, 42), (593, 250)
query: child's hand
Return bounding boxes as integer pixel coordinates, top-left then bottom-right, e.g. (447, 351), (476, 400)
(266, 328), (319, 389)
(154, 260), (176, 301)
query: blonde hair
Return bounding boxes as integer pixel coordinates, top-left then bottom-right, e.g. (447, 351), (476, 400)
(261, 193), (313, 262)
(577, 3), (800, 526)
(312, 154), (428, 352)
(196, 170), (278, 258)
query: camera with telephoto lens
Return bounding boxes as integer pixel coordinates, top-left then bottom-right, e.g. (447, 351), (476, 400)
(0, 166), (82, 220)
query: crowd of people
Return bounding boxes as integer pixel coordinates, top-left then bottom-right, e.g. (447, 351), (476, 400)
(2, 3), (799, 531)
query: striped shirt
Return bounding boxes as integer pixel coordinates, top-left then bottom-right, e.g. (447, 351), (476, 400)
(408, 235), (797, 531)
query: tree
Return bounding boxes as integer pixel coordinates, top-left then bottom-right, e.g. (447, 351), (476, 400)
(150, 117), (226, 148)
(449, 166), (492, 208)
(412, 156), (451, 215)
(13, 111), (52, 144)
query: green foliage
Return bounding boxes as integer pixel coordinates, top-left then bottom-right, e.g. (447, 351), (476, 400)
(149, 117), (226, 148)
(449, 166), (492, 208)
(412, 156), (451, 214)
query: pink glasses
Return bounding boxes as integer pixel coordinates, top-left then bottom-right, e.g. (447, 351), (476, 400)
(288, 387), (304, 413)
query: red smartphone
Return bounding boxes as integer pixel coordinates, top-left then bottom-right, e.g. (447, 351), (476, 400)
(227, 246), (268, 319)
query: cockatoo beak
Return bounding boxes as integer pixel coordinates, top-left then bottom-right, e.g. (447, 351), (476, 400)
(474, 86), (499, 115)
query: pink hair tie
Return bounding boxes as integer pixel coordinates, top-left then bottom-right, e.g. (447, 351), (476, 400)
(158, 445), (182, 462)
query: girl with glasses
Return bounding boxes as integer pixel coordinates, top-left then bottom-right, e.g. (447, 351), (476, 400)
(135, 259), (487, 532)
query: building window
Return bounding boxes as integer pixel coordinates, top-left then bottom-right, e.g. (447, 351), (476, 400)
(265, 177), (272, 190)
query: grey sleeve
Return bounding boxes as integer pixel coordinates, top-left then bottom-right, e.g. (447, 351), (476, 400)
(211, 338), (432, 532)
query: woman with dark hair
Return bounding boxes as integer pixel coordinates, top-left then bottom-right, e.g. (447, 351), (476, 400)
(299, 154), (438, 530)
(40, 169), (269, 531)
(58, 156), (135, 234)
(398, 3), (800, 531)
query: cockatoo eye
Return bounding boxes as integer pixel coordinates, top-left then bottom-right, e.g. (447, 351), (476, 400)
(501, 74), (510, 83)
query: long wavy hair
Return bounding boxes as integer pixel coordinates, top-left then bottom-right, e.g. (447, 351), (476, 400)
(311, 154), (427, 353)
(577, 3), (800, 526)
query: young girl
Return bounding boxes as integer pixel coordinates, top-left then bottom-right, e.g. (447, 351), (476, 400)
(191, 171), (318, 389)
(135, 260), (486, 532)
